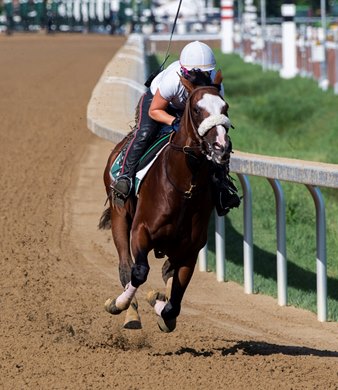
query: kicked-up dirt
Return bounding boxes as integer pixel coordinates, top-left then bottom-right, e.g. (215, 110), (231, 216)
(1, 33), (338, 390)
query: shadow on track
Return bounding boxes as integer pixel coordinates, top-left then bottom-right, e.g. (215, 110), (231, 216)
(152, 340), (338, 358)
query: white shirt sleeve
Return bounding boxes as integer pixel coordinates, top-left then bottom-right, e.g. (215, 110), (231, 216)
(150, 61), (180, 98)
(150, 61), (188, 110)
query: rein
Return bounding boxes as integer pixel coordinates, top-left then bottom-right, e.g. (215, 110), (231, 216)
(168, 130), (201, 159)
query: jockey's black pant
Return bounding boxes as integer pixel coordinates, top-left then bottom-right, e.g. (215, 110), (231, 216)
(120, 89), (158, 178)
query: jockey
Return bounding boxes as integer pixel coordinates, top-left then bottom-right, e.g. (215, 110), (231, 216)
(112, 40), (240, 216)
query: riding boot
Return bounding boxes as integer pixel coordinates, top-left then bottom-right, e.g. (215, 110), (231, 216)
(113, 129), (154, 197)
(111, 89), (158, 202)
(211, 165), (241, 216)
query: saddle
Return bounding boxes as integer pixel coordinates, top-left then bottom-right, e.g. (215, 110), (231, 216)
(110, 129), (174, 196)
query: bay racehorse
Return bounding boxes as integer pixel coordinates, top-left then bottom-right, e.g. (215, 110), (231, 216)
(100, 71), (233, 332)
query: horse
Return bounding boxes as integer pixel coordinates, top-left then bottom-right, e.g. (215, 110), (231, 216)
(99, 70), (233, 332)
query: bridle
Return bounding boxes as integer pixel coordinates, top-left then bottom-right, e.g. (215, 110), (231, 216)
(169, 85), (231, 160)
(165, 86), (231, 199)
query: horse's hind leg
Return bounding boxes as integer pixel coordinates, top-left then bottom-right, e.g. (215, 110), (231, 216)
(162, 259), (174, 300)
(105, 205), (141, 329)
(146, 259), (176, 333)
(150, 257), (197, 333)
(145, 259), (182, 333)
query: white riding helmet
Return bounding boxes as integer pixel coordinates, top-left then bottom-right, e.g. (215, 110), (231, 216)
(179, 41), (216, 72)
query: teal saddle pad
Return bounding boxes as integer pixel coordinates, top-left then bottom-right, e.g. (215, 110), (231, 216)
(110, 130), (173, 193)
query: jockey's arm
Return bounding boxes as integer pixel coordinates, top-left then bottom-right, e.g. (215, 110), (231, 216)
(148, 89), (176, 126)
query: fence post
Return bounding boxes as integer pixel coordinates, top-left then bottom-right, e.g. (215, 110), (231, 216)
(306, 185), (327, 322)
(280, 1), (297, 79)
(243, 0), (258, 63)
(318, 0), (329, 91)
(221, 0), (234, 54)
(215, 213), (226, 282)
(198, 244), (208, 272)
(335, 42), (338, 94)
(268, 178), (287, 306)
(237, 174), (254, 294)
(260, 0), (267, 71)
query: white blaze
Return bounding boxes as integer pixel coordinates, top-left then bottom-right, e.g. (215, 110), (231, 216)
(197, 93), (225, 115)
(197, 94), (230, 146)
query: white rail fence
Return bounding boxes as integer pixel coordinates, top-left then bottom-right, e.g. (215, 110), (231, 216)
(234, 23), (338, 93)
(87, 34), (338, 323)
(199, 152), (338, 322)
(146, 27), (338, 93)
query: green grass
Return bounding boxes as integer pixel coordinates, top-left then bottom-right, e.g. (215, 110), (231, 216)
(147, 51), (338, 321)
(216, 53), (338, 163)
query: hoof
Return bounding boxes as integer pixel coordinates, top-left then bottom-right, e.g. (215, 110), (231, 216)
(157, 316), (176, 333)
(104, 298), (123, 315)
(123, 320), (142, 330)
(146, 290), (166, 307)
(123, 301), (142, 329)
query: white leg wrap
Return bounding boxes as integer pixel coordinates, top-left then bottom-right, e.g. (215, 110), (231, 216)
(115, 282), (137, 309)
(154, 300), (167, 316)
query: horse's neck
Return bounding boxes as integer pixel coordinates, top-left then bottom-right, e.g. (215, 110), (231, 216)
(166, 126), (209, 188)
(175, 115), (197, 148)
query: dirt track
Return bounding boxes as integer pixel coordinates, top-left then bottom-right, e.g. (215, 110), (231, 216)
(1, 33), (338, 390)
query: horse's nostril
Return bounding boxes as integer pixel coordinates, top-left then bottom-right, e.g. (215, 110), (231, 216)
(213, 142), (225, 154)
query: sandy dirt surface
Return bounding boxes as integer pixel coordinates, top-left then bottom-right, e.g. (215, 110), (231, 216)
(1, 33), (338, 390)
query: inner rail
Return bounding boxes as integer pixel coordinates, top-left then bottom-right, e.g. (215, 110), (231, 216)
(198, 151), (338, 322)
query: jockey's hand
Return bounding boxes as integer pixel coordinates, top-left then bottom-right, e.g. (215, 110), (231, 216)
(171, 117), (180, 132)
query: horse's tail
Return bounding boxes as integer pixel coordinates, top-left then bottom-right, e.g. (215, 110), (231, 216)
(98, 207), (111, 230)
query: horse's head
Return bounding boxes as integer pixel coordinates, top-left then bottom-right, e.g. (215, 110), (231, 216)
(181, 70), (232, 166)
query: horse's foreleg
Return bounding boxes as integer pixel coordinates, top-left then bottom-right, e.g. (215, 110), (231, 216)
(105, 286), (142, 329)
(105, 281), (137, 312)
(106, 222), (151, 326)
(130, 223), (151, 289)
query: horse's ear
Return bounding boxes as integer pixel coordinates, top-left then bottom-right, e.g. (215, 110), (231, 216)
(214, 69), (223, 86)
(179, 74), (195, 94)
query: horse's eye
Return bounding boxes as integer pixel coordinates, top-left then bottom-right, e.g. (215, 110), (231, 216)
(194, 107), (200, 115)
(222, 109), (229, 118)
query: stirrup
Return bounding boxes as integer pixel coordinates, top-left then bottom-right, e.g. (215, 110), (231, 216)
(215, 191), (241, 216)
(110, 176), (133, 206)
(214, 179), (241, 216)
